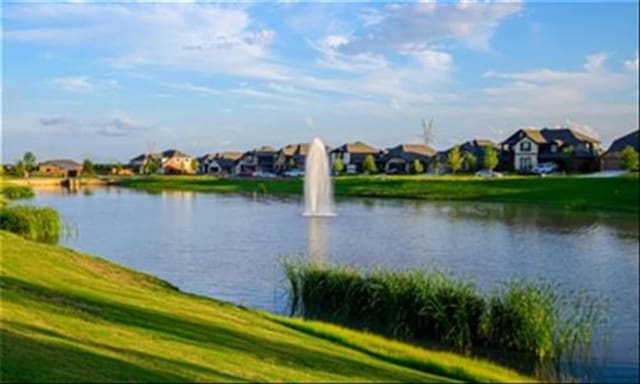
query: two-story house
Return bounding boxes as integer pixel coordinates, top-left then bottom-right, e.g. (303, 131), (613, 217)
(500, 128), (602, 172)
(602, 130), (639, 170)
(329, 141), (380, 174)
(235, 146), (278, 175)
(199, 152), (243, 175)
(383, 144), (436, 174)
(274, 143), (310, 174)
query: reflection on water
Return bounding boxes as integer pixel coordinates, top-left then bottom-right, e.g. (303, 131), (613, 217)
(27, 187), (639, 383)
(307, 217), (330, 262)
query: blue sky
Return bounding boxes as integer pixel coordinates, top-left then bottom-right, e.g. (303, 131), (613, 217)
(2, 1), (638, 163)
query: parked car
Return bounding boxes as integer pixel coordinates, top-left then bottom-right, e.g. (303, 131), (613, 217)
(251, 171), (277, 178)
(283, 169), (305, 178)
(475, 169), (503, 178)
(531, 162), (558, 175)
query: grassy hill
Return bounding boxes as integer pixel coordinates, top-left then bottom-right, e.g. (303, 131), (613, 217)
(0, 231), (531, 382)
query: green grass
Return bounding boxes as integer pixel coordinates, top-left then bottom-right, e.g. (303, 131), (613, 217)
(0, 185), (35, 200)
(283, 260), (607, 373)
(116, 174), (639, 214)
(0, 231), (532, 382)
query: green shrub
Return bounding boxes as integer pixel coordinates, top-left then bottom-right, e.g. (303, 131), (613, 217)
(0, 205), (61, 243)
(1, 185), (35, 200)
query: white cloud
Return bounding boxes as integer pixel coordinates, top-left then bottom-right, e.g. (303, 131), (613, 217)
(624, 52), (639, 71)
(176, 82), (220, 96)
(51, 76), (94, 93)
(321, 35), (349, 49)
(39, 114), (149, 137)
(584, 52), (607, 72)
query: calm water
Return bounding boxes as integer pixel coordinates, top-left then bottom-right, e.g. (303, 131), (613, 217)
(29, 187), (639, 382)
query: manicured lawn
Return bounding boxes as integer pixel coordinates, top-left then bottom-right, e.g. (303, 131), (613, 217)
(0, 231), (531, 382)
(116, 174), (639, 214)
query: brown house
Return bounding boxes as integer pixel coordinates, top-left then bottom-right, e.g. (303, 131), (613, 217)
(602, 130), (640, 170)
(37, 159), (82, 178)
(329, 141), (380, 174)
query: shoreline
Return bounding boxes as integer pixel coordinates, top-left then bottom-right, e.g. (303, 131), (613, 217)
(111, 174), (640, 215)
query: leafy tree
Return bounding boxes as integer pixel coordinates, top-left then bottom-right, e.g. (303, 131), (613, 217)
(82, 159), (96, 177)
(483, 146), (499, 171)
(463, 152), (477, 172)
(14, 160), (27, 178)
(333, 157), (345, 174)
(362, 154), (378, 174)
(190, 158), (199, 174)
(447, 145), (463, 174)
(621, 146), (639, 171)
(413, 159), (424, 174)
(23, 152), (37, 172)
(287, 157), (297, 170)
(143, 157), (160, 175)
(114, 163), (124, 175)
(561, 146), (574, 172)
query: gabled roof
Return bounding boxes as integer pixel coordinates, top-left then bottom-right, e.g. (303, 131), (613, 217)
(390, 144), (436, 157)
(522, 129), (547, 144)
(162, 149), (190, 158)
(251, 146), (277, 154)
(130, 153), (162, 163)
(335, 141), (378, 154)
(215, 152), (243, 161)
(39, 159), (81, 169)
(540, 128), (600, 145)
(607, 130), (640, 153)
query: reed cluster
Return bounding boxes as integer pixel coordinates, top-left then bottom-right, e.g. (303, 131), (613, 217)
(283, 260), (606, 366)
(0, 205), (61, 243)
(0, 185), (35, 200)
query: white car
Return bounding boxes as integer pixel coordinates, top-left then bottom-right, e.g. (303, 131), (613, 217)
(283, 169), (305, 177)
(475, 169), (503, 178)
(531, 162), (558, 175)
(251, 171), (277, 178)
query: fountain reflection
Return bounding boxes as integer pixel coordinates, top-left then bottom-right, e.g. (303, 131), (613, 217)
(307, 217), (330, 262)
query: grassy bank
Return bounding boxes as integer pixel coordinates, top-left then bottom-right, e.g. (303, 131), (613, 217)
(116, 174), (639, 214)
(1, 231), (531, 382)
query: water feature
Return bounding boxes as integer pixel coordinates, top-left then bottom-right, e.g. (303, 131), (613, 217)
(303, 137), (334, 217)
(27, 187), (639, 382)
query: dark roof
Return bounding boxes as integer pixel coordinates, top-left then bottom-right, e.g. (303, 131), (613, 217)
(129, 153), (161, 163)
(39, 159), (81, 169)
(162, 149), (190, 158)
(539, 128), (600, 145)
(333, 141), (378, 154)
(607, 130), (639, 153)
(215, 152), (243, 161)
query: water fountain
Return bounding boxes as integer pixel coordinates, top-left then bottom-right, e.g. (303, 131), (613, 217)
(303, 137), (335, 217)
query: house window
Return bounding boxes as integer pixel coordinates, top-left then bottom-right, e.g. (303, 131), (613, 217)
(551, 144), (557, 153)
(520, 141), (531, 151)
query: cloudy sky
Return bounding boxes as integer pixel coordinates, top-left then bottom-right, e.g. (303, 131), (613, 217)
(2, 1), (638, 163)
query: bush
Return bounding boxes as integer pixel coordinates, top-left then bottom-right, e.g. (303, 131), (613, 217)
(0, 205), (61, 243)
(1, 185), (35, 200)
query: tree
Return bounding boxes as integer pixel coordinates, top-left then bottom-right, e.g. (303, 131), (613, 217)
(447, 145), (463, 174)
(463, 152), (477, 172)
(332, 157), (344, 175)
(287, 157), (297, 170)
(14, 160), (27, 178)
(483, 146), (499, 171)
(621, 146), (639, 171)
(82, 159), (96, 177)
(413, 159), (424, 174)
(362, 154), (378, 174)
(23, 152), (37, 172)
(190, 158), (199, 174)
(561, 146), (574, 172)
(146, 158), (160, 175)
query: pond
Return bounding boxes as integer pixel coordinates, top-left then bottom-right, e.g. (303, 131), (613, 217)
(28, 186), (639, 382)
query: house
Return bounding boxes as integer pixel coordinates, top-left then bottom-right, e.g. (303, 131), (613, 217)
(383, 144), (436, 174)
(274, 143), (310, 174)
(129, 153), (162, 174)
(330, 141), (380, 174)
(160, 149), (195, 174)
(235, 146), (278, 175)
(602, 130), (640, 170)
(37, 159), (82, 178)
(500, 128), (602, 172)
(438, 139), (499, 173)
(199, 152), (243, 175)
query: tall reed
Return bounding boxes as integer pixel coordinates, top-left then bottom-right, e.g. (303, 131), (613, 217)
(0, 205), (61, 243)
(283, 260), (607, 368)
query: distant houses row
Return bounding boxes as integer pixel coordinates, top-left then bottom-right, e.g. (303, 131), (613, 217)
(125, 127), (639, 176)
(21, 127), (638, 178)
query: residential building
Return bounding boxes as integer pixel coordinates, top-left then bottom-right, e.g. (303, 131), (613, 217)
(161, 149), (195, 174)
(438, 139), (499, 173)
(274, 143), (310, 174)
(330, 141), (380, 174)
(500, 128), (602, 172)
(37, 159), (82, 178)
(383, 144), (436, 174)
(602, 130), (640, 170)
(129, 153), (162, 174)
(199, 152), (243, 175)
(235, 146), (278, 175)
